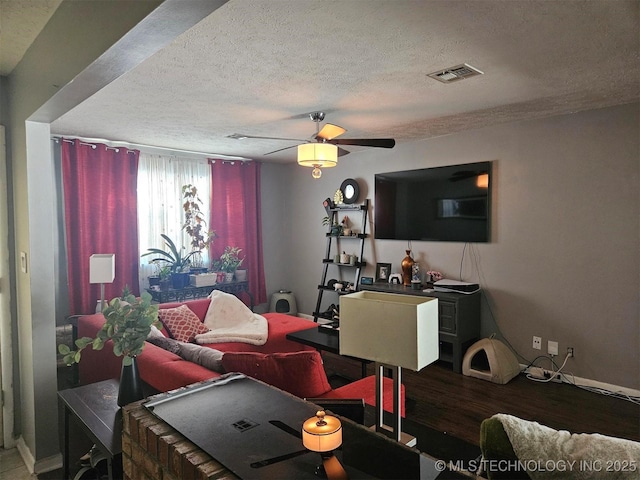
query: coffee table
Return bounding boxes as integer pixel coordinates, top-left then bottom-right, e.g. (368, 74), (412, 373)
(286, 326), (370, 377)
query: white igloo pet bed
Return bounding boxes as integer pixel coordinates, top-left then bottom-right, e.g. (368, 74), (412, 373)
(462, 336), (520, 384)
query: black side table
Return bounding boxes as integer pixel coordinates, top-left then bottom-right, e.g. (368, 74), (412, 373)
(58, 379), (122, 480)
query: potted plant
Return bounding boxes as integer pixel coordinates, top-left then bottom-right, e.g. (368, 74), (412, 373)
(182, 184), (217, 272)
(58, 291), (161, 406)
(142, 234), (199, 289)
(158, 265), (171, 290)
(218, 246), (244, 282)
(322, 216), (342, 236)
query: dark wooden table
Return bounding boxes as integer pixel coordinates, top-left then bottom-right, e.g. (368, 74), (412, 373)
(286, 326), (370, 377)
(58, 379), (122, 480)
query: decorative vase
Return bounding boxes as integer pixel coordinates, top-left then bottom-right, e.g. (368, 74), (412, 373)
(401, 249), (414, 286)
(118, 356), (143, 407)
(225, 272), (235, 283)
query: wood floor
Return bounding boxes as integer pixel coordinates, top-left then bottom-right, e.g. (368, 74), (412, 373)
(322, 353), (640, 447)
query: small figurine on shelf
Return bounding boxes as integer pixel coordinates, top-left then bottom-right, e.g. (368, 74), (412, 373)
(341, 216), (351, 236)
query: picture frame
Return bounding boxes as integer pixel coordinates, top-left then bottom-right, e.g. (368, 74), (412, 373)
(375, 263), (392, 282)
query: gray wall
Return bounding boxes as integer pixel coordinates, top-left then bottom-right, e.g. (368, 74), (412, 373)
(6, 0), (164, 470)
(283, 102), (639, 390)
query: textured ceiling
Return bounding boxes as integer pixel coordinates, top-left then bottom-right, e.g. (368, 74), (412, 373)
(18, 1), (640, 162)
(0, 0), (63, 75)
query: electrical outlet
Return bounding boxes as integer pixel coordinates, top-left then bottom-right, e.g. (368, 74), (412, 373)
(567, 347), (574, 358)
(548, 340), (558, 356)
(532, 336), (542, 350)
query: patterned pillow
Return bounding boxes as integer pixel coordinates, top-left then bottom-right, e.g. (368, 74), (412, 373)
(159, 305), (209, 342)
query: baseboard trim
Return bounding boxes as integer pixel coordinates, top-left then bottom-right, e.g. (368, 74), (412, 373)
(519, 363), (640, 398)
(15, 436), (63, 474)
(16, 437), (34, 474)
(34, 452), (62, 474)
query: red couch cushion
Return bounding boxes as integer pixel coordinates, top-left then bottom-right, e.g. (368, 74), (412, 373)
(137, 342), (220, 392)
(159, 298), (211, 320)
(222, 350), (332, 398)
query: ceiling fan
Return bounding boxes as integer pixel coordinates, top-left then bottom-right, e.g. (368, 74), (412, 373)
(229, 112), (395, 178)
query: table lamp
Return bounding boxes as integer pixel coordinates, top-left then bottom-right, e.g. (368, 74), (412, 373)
(90, 254), (115, 312)
(339, 291), (439, 446)
(302, 410), (346, 478)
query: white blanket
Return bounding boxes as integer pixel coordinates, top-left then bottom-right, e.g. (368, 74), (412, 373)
(494, 413), (640, 480)
(195, 290), (268, 345)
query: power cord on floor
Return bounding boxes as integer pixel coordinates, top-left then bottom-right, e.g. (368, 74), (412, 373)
(525, 352), (571, 383)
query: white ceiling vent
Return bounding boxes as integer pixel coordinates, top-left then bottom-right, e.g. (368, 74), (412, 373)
(428, 63), (484, 83)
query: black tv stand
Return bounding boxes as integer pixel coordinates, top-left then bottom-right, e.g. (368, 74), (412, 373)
(360, 283), (480, 373)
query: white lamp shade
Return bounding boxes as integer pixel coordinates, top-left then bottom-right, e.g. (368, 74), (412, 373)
(302, 412), (342, 452)
(297, 143), (338, 168)
(339, 291), (439, 371)
(89, 254), (116, 284)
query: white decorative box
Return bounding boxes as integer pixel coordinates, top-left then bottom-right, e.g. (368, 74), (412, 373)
(190, 273), (217, 287)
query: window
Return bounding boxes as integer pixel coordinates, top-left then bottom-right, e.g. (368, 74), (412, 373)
(137, 153), (211, 288)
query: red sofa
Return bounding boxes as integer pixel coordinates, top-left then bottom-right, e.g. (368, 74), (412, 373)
(77, 298), (404, 414)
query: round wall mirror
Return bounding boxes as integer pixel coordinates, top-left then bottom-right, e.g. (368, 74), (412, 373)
(340, 178), (360, 204)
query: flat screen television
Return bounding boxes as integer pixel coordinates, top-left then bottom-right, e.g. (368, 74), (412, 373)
(374, 161), (492, 242)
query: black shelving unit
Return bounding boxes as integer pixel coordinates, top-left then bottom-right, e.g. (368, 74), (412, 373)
(313, 199), (369, 323)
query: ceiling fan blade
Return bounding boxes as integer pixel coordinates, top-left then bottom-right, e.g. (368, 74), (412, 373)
(337, 147), (350, 157)
(264, 144), (298, 155)
(229, 133), (306, 142)
(316, 123), (346, 141)
(329, 138), (396, 148)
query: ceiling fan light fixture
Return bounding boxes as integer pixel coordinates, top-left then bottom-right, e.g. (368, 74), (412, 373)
(298, 143), (338, 177)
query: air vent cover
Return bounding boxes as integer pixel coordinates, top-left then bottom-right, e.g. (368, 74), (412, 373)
(428, 63), (484, 83)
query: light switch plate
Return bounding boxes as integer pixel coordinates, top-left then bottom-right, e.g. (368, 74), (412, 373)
(20, 252), (27, 273)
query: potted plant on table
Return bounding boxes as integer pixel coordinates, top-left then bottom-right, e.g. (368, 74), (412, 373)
(182, 184), (217, 273)
(142, 234), (200, 289)
(322, 216), (343, 236)
(218, 246), (244, 282)
(58, 291), (161, 406)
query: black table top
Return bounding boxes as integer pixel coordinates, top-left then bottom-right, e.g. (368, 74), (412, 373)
(58, 379), (122, 458)
(286, 325), (340, 354)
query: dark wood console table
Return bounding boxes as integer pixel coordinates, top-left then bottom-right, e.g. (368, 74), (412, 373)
(58, 379), (122, 480)
(146, 280), (253, 309)
(360, 283), (480, 373)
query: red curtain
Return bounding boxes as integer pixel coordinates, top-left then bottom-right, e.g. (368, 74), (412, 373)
(209, 160), (267, 305)
(62, 140), (140, 315)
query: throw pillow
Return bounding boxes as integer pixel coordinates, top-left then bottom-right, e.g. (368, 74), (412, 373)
(221, 351), (332, 398)
(146, 335), (182, 355)
(159, 304), (210, 343)
(178, 343), (225, 373)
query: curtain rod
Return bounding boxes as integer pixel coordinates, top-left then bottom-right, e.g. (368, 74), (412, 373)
(51, 135), (252, 161)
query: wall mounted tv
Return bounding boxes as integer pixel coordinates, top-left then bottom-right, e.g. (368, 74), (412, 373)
(374, 161), (492, 242)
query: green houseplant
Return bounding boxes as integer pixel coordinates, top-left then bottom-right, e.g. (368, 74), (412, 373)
(58, 291), (161, 406)
(142, 234), (199, 289)
(182, 184), (217, 270)
(218, 246), (244, 281)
